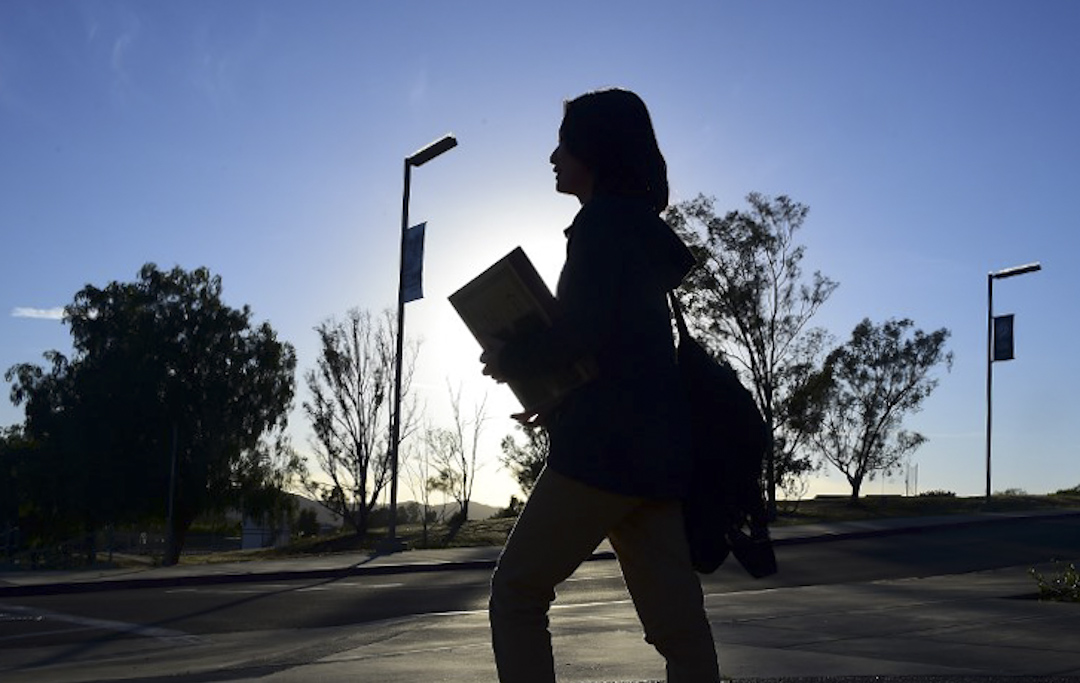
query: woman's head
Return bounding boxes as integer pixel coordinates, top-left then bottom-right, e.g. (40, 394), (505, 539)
(554, 88), (668, 213)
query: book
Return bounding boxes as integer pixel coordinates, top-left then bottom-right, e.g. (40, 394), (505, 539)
(449, 247), (597, 413)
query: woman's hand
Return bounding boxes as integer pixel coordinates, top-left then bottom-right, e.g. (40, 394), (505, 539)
(480, 339), (552, 426)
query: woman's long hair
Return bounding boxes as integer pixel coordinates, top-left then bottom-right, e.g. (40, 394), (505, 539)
(559, 88), (669, 214)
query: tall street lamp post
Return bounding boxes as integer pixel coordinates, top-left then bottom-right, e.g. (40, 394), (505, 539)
(985, 261), (1041, 501)
(383, 134), (457, 553)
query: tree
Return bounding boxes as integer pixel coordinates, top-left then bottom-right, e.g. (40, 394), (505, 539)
(426, 384), (488, 529)
(665, 193), (838, 514)
(403, 436), (438, 546)
(6, 264), (297, 565)
(0, 426), (32, 538)
(806, 318), (952, 501)
(499, 423), (549, 497)
(234, 433), (303, 536)
(5, 353), (100, 545)
(301, 308), (418, 540)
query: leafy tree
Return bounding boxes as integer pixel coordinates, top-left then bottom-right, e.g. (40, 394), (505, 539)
(6, 264), (297, 565)
(499, 423), (549, 497)
(301, 308), (418, 540)
(665, 193), (838, 514)
(0, 429), (14, 530)
(425, 384), (487, 529)
(806, 318), (952, 501)
(5, 353), (98, 545)
(0, 426), (33, 537)
(234, 433), (303, 535)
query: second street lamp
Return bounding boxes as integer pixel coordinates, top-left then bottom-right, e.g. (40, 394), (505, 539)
(985, 261), (1041, 501)
(383, 134), (457, 553)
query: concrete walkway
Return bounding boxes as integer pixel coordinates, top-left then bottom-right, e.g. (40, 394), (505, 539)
(1, 510), (1078, 682)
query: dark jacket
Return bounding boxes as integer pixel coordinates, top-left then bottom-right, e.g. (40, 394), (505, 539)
(500, 195), (696, 499)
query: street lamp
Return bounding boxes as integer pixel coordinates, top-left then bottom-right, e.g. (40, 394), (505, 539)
(985, 261), (1041, 501)
(383, 134), (457, 553)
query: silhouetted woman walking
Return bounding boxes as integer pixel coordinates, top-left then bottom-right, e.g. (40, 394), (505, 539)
(481, 88), (721, 683)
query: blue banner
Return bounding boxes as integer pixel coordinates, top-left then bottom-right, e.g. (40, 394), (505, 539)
(993, 314), (1014, 362)
(402, 222), (426, 304)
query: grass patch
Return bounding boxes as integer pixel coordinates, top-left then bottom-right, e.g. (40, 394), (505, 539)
(774, 490), (1080, 526)
(179, 490), (1080, 563)
(1030, 561), (1080, 602)
(416, 517), (518, 548)
(191, 517), (521, 563)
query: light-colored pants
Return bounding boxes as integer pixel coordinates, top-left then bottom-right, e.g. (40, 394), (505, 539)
(489, 467), (721, 683)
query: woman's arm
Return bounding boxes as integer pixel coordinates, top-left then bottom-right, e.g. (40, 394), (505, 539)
(497, 202), (622, 381)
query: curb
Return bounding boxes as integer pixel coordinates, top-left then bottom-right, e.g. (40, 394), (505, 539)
(0, 559), (494, 598)
(2, 510), (1077, 598)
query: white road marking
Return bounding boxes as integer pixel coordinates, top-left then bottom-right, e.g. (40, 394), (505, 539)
(0, 603), (201, 643)
(165, 581), (408, 594)
(0, 625), (96, 643)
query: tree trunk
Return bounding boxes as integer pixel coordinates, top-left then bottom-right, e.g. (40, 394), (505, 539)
(162, 514), (191, 566)
(445, 499), (468, 541)
(352, 506), (368, 541)
(765, 428), (777, 521)
(849, 476), (863, 503)
(85, 522), (97, 566)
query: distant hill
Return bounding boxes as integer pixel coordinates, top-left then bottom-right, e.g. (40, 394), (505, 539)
(443, 500), (500, 521)
(288, 493), (500, 528)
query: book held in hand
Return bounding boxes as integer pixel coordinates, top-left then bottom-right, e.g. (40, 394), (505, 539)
(449, 247), (596, 413)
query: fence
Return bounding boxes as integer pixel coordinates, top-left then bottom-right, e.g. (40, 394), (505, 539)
(0, 525), (241, 571)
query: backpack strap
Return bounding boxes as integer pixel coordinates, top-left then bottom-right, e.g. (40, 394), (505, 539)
(667, 291), (690, 342)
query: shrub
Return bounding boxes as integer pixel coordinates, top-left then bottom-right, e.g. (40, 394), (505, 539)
(492, 495), (525, 519)
(1030, 562), (1080, 602)
(994, 488), (1028, 497)
(296, 509), (320, 538)
(918, 490), (956, 498)
(1052, 484), (1080, 496)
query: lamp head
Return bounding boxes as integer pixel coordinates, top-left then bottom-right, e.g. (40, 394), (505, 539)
(992, 262), (1042, 279)
(408, 134), (457, 167)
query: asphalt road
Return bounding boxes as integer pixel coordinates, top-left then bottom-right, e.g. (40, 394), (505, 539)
(1, 515), (1077, 681)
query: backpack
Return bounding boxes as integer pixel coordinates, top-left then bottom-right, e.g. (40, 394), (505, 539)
(669, 293), (777, 578)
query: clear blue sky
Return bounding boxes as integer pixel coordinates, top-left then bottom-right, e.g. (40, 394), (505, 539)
(3, 1), (1077, 507)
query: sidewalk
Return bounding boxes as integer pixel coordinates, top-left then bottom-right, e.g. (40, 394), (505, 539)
(1, 510), (1078, 682)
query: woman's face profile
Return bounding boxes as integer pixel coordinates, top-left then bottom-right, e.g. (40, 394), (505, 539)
(550, 141), (593, 203)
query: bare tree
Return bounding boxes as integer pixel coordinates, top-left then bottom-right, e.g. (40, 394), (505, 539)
(806, 318), (952, 501)
(666, 193), (838, 515)
(426, 383), (488, 529)
(402, 435), (437, 545)
(301, 308), (418, 539)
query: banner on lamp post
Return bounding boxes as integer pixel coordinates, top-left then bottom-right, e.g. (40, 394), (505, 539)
(993, 314), (1015, 362)
(402, 222), (426, 304)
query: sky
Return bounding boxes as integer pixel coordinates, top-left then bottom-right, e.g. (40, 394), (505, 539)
(2, 0), (1078, 510)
